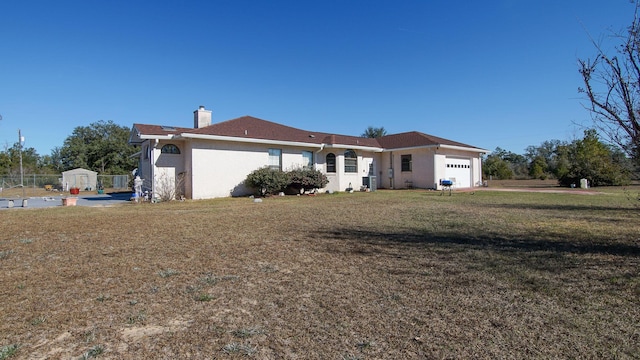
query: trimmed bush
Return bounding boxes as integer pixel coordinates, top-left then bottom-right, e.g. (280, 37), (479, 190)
(287, 168), (329, 193)
(244, 167), (290, 196)
(245, 167), (329, 196)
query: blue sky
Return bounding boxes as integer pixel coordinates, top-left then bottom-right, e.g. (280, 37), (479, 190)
(0, 0), (634, 156)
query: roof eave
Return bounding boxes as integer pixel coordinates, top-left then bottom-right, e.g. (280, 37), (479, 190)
(323, 144), (384, 152)
(180, 133), (324, 148)
(383, 144), (488, 153)
(438, 144), (489, 153)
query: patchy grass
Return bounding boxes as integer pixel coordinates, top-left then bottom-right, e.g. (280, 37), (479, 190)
(0, 345), (19, 360)
(0, 189), (638, 358)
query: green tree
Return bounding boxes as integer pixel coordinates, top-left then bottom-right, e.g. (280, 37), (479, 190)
(529, 156), (548, 180)
(525, 140), (569, 179)
(361, 126), (387, 138)
(559, 129), (631, 186)
(482, 148), (514, 180)
(0, 143), (40, 175)
(58, 120), (137, 174)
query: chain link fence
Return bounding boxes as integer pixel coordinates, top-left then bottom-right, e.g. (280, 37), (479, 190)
(0, 174), (130, 190)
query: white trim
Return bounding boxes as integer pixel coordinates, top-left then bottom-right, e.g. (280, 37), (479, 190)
(180, 133), (324, 148)
(140, 134), (175, 140)
(439, 144), (488, 153)
(323, 144), (384, 152)
(382, 145), (433, 152)
(383, 144), (487, 153)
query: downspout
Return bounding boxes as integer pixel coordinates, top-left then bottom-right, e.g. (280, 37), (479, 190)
(151, 139), (159, 198)
(314, 144), (325, 170)
(434, 146), (439, 190)
(389, 151), (394, 189)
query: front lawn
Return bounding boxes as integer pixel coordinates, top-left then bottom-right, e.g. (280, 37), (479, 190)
(0, 189), (638, 358)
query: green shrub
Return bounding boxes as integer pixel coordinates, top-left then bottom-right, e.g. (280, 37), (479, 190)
(287, 168), (329, 192)
(244, 167), (290, 196)
(245, 167), (329, 196)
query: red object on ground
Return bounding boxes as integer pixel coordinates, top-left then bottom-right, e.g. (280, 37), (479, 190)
(70, 188), (80, 195)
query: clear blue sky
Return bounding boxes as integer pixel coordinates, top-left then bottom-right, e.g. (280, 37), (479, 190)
(0, 0), (634, 156)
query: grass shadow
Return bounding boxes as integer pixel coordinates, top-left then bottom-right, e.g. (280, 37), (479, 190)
(314, 228), (640, 258)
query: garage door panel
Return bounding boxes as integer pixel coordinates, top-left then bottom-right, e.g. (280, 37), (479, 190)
(445, 158), (471, 188)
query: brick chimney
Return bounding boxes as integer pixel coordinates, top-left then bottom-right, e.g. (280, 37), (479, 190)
(193, 105), (212, 128)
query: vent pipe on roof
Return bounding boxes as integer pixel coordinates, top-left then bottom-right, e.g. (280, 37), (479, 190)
(194, 106), (212, 128)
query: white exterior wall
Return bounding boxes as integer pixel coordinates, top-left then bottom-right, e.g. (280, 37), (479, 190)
(380, 148), (436, 189)
(188, 140), (324, 199)
(434, 148), (484, 190)
(152, 141), (185, 198)
(472, 156), (483, 186)
(316, 149), (377, 192)
(137, 136), (485, 199)
(378, 148), (483, 190)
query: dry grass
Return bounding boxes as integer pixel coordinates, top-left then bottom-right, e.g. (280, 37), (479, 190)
(1, 189), (639, 359)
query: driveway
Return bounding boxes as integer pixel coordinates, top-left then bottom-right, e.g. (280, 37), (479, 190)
(1, 192), (133, 210)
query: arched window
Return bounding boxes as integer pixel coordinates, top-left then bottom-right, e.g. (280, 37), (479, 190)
(161, 144), (180, 154)
(326, 153), (336, 173)
(344, 150), (357, 173)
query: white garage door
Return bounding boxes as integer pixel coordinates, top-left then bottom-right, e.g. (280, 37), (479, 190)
(445, 158), (471, 188)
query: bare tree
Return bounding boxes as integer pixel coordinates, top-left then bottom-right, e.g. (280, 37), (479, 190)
(578, 2), (640, 162)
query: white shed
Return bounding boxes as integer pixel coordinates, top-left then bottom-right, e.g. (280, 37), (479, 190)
(61, 168), (98, 191)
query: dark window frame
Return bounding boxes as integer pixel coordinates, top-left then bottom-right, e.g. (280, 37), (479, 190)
(344, 149), (357, 173)
(326, 153), (336, 173)
(161, 144), (180, 154)
(401, 154), (412, 172)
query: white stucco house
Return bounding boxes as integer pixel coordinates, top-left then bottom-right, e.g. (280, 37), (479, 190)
(129, 106), (488, 200)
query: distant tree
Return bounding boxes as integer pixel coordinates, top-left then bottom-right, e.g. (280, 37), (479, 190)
(524, 139), (569, 179)
(46, 147), (64, 173)
(58, 120), (137, 174)
(361, 126), (387, 138)
(0, 143), (40, 175)
(482, 148), (514, 180)
(529, 156), (548, 180)
(578, 2), (640, 165)
(558, 129), (631, 186)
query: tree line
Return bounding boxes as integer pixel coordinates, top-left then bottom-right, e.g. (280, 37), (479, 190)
(0, 120), (138, 178)
(483, 129), (634, 186)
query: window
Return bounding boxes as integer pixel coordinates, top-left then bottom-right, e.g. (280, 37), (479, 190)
(344, 150), (357, 173)
(326, 153), (336, 173)
(161, 144), (180, 154)
(268, 148), (282, 170)
(302, 151), (313, 169)
(401, 154), (412, 172)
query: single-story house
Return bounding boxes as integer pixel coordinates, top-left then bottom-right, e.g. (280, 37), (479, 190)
(61, 168), (98, 191)
(129, 106), (488, 200)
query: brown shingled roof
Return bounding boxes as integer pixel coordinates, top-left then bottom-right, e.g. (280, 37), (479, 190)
(134, 116), (383, 149)
(132, 124), (193, 136)
(190, 116), (328, 144)
(133, 117), (482, 151)
(377, 131), (481, 150)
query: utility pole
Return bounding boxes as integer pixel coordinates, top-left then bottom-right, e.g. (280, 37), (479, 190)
(18, 129), (26, 202)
